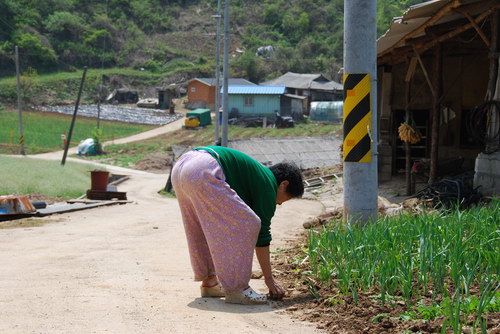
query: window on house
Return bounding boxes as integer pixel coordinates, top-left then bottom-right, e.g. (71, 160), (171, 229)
(244, 96), (253, 106)
(191, 87), (196, 93)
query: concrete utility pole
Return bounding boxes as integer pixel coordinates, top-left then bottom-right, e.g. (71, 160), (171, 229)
(343, 0), (378, 224)
(14, 46), (25, 155)
(213, 0), (222, 145)
(221, 0), (230, 147)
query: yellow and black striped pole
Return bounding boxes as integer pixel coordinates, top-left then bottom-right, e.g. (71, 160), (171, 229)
(343, 0), (377, 225)
(343, 73), (372, 162)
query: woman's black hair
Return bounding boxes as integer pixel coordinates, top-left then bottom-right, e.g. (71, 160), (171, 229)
(269, 161), (304, 198)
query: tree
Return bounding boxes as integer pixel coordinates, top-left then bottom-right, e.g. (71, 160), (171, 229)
(14, 32), (58, 67)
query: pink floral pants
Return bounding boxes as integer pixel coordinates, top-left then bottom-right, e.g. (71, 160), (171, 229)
(171, 150), (261, 294)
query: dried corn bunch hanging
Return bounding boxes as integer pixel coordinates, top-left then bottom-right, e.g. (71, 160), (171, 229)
(398, 122), (422, 144)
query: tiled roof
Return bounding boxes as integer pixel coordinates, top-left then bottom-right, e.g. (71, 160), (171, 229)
(263, 72), (343, 91)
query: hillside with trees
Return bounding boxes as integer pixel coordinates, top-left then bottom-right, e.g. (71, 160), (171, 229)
(0, 0), (426, 84)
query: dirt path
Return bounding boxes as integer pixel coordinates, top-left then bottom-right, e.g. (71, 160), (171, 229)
(35, 117), (186, 159)
(1, 158), (326, 333)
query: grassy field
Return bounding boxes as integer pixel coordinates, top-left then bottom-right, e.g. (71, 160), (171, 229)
(0, 68), (165, 105)
(0, 68), (162, 86)
(0, 109), (154, 154)
(85, 121), (342, 168)
(306, 202), (500, 333)
(0, 155), (103, 199)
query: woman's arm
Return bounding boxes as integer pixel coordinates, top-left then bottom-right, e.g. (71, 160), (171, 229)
(255, 246), (285, 299)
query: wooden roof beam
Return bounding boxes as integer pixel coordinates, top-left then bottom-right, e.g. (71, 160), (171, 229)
(379, 4), (499, 65)
(455, 8), (491, 48)
(378, 0), (462, 59)
(420, 5), (498, 56)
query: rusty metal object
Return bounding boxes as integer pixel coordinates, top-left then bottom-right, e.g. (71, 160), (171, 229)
(0, 195), (36, 215)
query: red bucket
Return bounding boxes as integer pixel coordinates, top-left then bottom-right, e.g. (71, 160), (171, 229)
(90, 170), (109, 191)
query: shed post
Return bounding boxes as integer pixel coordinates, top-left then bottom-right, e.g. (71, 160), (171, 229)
(405, 70), (412, 195)
(343, 0), (378, 224)
(429, 44), (442, 183)
(486, 10), (499, 153)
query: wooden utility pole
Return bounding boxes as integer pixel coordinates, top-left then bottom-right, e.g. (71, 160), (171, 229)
(62, 67), (88, 166)
(15, 46), (25, 155)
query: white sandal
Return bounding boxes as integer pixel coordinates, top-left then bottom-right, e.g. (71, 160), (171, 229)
(225, 286), (268, 305)
(200, 282), (225, 297)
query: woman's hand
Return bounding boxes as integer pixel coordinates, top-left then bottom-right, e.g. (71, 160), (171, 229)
(255, 246), (285, 299)
(265, 276), (285, 300)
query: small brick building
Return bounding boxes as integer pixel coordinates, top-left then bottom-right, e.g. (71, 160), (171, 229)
(186, 78), (256, 110)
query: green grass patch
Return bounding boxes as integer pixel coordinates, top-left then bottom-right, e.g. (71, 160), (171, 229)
(0, 68), (162, 86)
(0, 108), (154, 154)
(0, 155), (103, 198)
(307, 201), (500, 332)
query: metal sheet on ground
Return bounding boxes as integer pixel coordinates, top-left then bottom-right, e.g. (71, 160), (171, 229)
(36, 201), (124, 216)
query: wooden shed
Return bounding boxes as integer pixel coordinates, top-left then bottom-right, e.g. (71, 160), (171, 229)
(377, 0), (500, 195)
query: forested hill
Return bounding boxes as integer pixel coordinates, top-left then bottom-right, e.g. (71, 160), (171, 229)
(0, 0), (426, 82)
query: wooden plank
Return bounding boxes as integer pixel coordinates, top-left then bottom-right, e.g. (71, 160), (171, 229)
(412, 44), (436, 97)
(405, 57), (418, 83)
(66, 199), (132, 204)
(86, 190), (127, 200)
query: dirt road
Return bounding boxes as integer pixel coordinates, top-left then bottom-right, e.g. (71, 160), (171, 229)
(0, 158), (325, 333)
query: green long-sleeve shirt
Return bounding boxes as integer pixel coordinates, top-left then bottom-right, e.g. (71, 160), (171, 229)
(195, 146), (278, 246)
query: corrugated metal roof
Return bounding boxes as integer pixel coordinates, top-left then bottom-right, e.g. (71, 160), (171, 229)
(226, 85), (286, 95)
(191, 78), (256, 86)
(377, 0), (490, 56)
(263, 72), (343, 91)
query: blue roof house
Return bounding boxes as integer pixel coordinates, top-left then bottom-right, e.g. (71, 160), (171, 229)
(226, 85), (286, 118)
